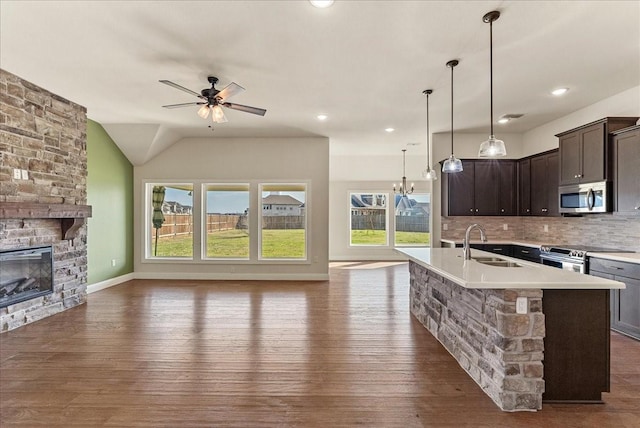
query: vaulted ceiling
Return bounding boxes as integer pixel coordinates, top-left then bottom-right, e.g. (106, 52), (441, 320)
(1, 1), (638, 164)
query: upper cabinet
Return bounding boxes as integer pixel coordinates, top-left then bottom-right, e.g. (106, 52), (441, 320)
(612, 125), (640, 214)
(441, 159), (516, 216)
(518, 150), (559, 217)
(530, 150), (559, 216)
(557, 117), (639, 186)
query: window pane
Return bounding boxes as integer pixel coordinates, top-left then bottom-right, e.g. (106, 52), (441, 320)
(150, 184), (193, 258)
(204, 184), (250, 259)
(394, 193), (430, 246)
(260, 184), (306, 259)
(350, 193), (387, 246)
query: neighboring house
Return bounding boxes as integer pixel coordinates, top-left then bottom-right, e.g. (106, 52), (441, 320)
(162, 201), (193, 215)
(262, 194), (303, 216)
(350, 194), (387, 216)
(394, 195), (429, 217)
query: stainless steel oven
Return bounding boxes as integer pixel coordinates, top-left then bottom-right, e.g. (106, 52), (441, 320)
(559, 181), (610, 214)
(540, 247), (586, 273)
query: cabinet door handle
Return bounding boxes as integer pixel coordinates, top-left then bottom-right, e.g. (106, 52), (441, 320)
(470, 208), (474, 212)
(501, 209), (505, 213)
(526, 209), (530, 213)
(635, 206), (640, 210)
(521, 250), (530, 254)
(475, 209), (479, 212)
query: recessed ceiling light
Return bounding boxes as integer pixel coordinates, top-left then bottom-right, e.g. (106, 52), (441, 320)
(309, 0), (334, 8)
(498, 118), (510, 124)
(316, 114), (328, 121)
(385, 128), (395, 133)
(551, 87), (569, 96)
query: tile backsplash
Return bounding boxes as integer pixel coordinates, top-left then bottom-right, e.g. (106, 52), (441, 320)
(442, 214), (640, 252)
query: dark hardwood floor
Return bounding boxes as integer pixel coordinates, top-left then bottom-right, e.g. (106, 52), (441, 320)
(1, 261), (639, 427)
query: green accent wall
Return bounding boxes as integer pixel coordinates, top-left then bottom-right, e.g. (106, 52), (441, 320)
(87, 120), (134, 284)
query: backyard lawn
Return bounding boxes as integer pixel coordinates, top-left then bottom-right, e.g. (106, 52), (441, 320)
(152, 228), (428, 257)
(152, 229), (305, 258)
(350, 230), (430, 245)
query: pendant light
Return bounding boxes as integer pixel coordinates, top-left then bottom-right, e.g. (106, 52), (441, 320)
(421, 89), (437, 181)
(478, 10), (507, 157)
(442, 60), (463, 173)
(393, 149), (414, 196)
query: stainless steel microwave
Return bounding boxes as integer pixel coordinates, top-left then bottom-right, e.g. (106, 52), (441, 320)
(559, 181), (610, 214)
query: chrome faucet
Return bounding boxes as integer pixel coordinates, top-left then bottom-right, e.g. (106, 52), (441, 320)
(463, 223), (487, 260)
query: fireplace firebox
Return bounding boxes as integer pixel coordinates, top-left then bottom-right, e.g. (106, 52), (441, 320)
(0, 246), (54, 308)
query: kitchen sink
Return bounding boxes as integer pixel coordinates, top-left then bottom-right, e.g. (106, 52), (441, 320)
(472, 256), (523, 268)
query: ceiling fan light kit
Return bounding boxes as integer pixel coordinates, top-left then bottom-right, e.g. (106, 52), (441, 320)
(421, 89), (437, 181)
(442, 59), (463, 174)
(160, 76), (266, 124)
(478, 10), (507, 158)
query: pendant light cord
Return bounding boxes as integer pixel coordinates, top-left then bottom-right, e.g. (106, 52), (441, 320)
(450, 63), (454, 156)
(426, 92), (430, 166)
(489, 18), (494, 137)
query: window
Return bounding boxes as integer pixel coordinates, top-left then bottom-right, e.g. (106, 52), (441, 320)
(394, 193), (430, 246)
(260, 184), (307, 259)
(148, 184), (193, 258)
(350, 193), (388, 246)
(203, 184), (250, 259)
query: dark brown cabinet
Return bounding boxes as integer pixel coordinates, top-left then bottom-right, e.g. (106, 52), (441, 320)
(590, 257), (640, 340)
(441, 160), (516, 216)
(518, 158), (531, 215)
(530, 150), (559, 216)
(441, 160), (475, 216)
(557, 117), (638, 186)
(612, 125), (640, 214)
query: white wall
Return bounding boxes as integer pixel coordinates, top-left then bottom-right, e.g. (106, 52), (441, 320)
(134, 137), (330, 280)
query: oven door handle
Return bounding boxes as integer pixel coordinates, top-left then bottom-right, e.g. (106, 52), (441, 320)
(540, 254), (575, 264)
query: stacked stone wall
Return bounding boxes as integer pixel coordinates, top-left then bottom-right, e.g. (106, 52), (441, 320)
(409, 262), (545, 411)
(1, 69), (88, 332)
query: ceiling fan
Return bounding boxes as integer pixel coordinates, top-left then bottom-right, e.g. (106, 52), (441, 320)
(159, 76), (266, 123)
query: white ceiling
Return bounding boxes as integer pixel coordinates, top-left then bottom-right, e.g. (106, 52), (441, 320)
(1, 1), (639, 164)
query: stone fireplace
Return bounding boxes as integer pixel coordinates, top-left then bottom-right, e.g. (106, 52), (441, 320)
(1, 68), (90, 332)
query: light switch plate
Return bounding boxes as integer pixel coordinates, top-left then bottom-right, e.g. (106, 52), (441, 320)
(443, 223), (448, 231)
(503, 224), (508, 231)
(516, 297), (527, 314)
(543, 224), (549, 232)
(13, 169), (21, 179)
(21, 169), (29, 180)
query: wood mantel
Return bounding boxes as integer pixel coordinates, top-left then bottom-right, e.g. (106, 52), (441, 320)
(0, 203), (92, 240)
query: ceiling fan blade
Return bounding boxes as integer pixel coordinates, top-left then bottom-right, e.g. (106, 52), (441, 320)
(222, 102), (267, 116)
(162, 102), (206, 109)
(159, 80), (205, 99)
(216, 82), (245, 102)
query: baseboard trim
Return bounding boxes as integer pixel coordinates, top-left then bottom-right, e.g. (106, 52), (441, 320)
(133, 272), (329, 281)
(87, 273), (135, 294)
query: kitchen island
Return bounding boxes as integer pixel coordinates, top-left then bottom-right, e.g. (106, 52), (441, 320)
(397, 247), (625, 412)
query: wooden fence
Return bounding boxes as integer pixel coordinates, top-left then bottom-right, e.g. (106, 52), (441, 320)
(351, 214), (429, 233)
(153, 214), (306, 237)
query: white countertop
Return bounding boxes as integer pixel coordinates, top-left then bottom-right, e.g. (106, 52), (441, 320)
(397, 248), (625, 290)
(588, 252), (640, 264)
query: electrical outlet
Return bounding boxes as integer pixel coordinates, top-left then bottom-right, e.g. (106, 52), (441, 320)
(516, 297), (527, 314)
(313, 255), (319, 263)
(503, 224), (508, 231)
(443, 223), (448, 231)
(543, 224), (549, 232)
(13, 169), (21, 179)
(21, 169), (29, 180)
(111, 259), (116, 267)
